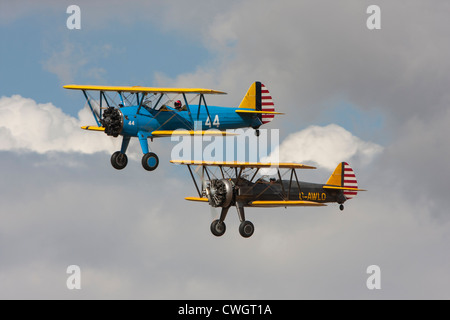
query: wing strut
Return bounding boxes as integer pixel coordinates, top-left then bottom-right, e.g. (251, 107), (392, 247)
(287, 169), (294, 200)
(197, 94), (212, 124)
(293, 169), (302, 197)
(249, 168), (260, 183)
(82, 90), (101, 126)
(187, 164), (202, 198)
(277, 169), (286, 200)
(182, 93), (194, 124)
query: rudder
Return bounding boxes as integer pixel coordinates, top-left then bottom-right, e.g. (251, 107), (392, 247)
(238, 82), (276, 124)
(326, 162), (359, 199)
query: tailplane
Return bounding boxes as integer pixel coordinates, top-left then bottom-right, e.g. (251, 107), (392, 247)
(238, 81), (278, 124)
(325, 162), (362, 199)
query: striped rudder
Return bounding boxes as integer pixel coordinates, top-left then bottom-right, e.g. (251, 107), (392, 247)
(238, 81), (276, 124)
(342, 162), (358, 199)
(326, 162), (359, 200)
(260, 83), (275, 124)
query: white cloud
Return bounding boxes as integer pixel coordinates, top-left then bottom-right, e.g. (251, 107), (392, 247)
(266, 124), (383, 171)
(0, 95), (115, 154)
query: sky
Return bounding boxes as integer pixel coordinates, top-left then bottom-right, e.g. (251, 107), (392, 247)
(0, 0), (449, 299)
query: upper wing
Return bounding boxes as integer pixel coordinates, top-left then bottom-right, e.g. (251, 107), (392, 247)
(249, 200), (326, 207)
(64, 85), (226, 95)
(170, 160), (316, 169)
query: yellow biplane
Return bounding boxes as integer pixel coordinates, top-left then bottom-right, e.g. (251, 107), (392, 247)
(171, 160), (366, 238)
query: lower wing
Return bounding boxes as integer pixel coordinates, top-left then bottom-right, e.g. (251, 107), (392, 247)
(249, 200), (326, 207)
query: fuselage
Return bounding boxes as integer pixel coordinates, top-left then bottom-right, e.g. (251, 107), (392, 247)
(235, 179), (347, 205)
(119, 104), (260, 137)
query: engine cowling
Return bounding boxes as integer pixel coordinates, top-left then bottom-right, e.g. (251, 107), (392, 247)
(101, 107), (123, 137)
(205, 179), (235, 208)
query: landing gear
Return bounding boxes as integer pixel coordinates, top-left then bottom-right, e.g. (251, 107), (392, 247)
(236, 203), (254, 238)
(210, 207), (229, 237)
(239, 220), (254, 238)
(111, 136), (129, 170)
(210, 219), (226, 237)
(137, 131), (159, 171)
(210, 219), (254, 238)
(142, 152), (159, 171)
(110, 151), (159, 171)
(209, 202), (255, 238)
(111, 151), (128, 170)
(339, 204), (344, 211)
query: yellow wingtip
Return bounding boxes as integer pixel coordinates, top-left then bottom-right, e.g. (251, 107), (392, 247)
(81, 126), (105, 132)
(185, 197), (209, 202)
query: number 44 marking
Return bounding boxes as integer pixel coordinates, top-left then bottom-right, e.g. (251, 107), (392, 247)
(205, 115), (220, 127)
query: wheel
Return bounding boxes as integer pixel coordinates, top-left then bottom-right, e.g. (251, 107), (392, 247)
(210, 219), (226, 237)
(111, 151), (128, 170)
(239, 220), (254, 238)
(339, 204), (344, 211)
(142, 152), (159, 171)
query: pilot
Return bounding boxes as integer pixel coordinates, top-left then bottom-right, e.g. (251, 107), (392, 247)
(174, 100), (182, 110)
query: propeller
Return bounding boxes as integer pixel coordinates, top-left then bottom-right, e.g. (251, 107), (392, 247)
(101, 106), (123, 137)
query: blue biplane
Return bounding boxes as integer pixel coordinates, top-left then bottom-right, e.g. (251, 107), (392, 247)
(64, 82), (282, 171)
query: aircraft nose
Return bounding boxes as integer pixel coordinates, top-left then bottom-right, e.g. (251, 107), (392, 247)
(101, 106), (123, 137)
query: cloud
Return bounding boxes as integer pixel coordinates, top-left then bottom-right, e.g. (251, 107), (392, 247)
(0, 148), (449, 299)
(42, 42), (88, 85)
(0, 95), (115, 154)
(156, 0), (450, 128)
(42, 41), (110, 85)
(2, 0), (450, 300)
(0, 0), (59, 25)
(266, 124), (383, 171)
(376, 109), (450, 220)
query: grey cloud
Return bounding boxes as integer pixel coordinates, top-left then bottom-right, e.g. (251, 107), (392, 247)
(1, 148), (449, 299)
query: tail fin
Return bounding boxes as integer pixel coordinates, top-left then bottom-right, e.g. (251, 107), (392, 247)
(325, 162), (359, 199)
(238, 81), (276, 124)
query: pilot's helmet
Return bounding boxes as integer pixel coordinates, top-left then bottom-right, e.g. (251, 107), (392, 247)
(174, 100), (182, 108)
